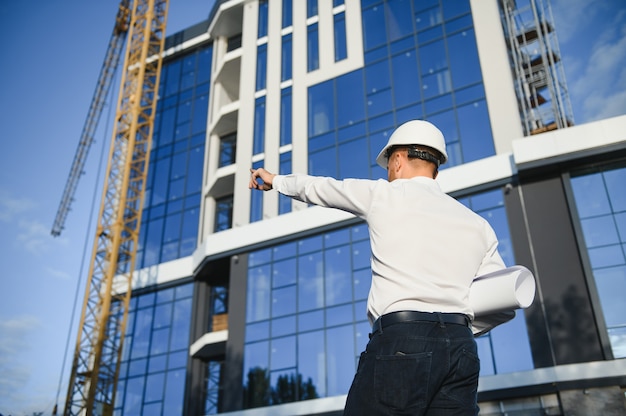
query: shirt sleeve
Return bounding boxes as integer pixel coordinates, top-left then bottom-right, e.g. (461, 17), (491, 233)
(273, 174), (376, 218)
(475, 222), (507, 278)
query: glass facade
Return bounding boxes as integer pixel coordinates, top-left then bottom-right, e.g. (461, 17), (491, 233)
(243, 188), (534, 407)
(307, 0), (493, 182)
(137, 45), (212, 269)
(114, 282), (193, 415)
(570, 165), (626, 358)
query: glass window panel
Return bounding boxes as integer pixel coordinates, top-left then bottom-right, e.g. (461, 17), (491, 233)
(608, 327), (626, 358)
(338, 138), (369, 180)
(250, 248), (272, 266)
(247, 265), (272, 322)
(490, 313), (534, 373)
(282, 0), (292, 28)
(298, 331), (326, 397)
(254, 97), (266, 155)
(385, 0), (413, 41)
(366, 60), (391, 94)
(298, 309), (324, 332)
(215, 195), (234, 231)
(191, 95), (208, 135)
(458, 100), (495, 163)
(168, 350), (188, 369)
(149, 354), (167, 373)
(163, 370), (186, 415)
(580, 215), (620, 247)
(352, 240), (371, 270)
(144, 372), (165, 403)
(271, 336), (296, 370)
(258, 0), (268, 38)
(299, 235), (323, 254)
(353, 269), (371, 301)
(593, 266), (626, 327)
(128, 358), (148, 377)
(616, 212), (626, 242)
(415, 7), (442, 31)
(324, 245), (352, 306)
(367, 89), (393, 117)
(571, 173), (612, 217)
(280, 87), (292, 145)
(326, 325), (355, 396)
(309, 147), (337, 177)
(445, 13), (473, 33)
(247, 321), (270, 342)
(336, 70), (365, 128)
(448, 29), (481, 89)
(150, 327), (170, 355)
(337, 121), (366, 143)
(588, 245), (625, 269)
(273, 258), (297, 288)
(180, 207), (199, 257)
(362, 4), (387, 50)
(272, 285), (296, 317)
(307, 0), (318, 17)
(271, 315), (296, 337)
(604, 167), (626, 212)
(475, 336), (495, 376)
(298, 252), (324, 311)
(326, 303), (353, 327)
(309, 80), (335, 136)
(123, 376), (145, 415)
(186, 146), (204, 194)
(162, 213), (181, 244)
(153, 303), (172, 328)
(421, 70), (451, 99)
(307, 23), (319, 72)
(219, 133), (237, 167)
(442, 0), (470, 20)
(256, 44), (267, 91)
(170, 297), (191, 351)
(391, 51), (420, 108)
(334, 12), (347, 61)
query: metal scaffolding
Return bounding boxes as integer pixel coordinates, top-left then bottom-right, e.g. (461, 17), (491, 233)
(501, 0), (574, 135)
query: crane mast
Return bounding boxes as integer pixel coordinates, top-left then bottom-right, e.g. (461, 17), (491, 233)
(63, 0), (168, 414)
(51, 0), (131, 237)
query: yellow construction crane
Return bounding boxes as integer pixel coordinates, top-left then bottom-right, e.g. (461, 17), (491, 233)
(60, 0), (169, 414)
(51, 0), (131, 237)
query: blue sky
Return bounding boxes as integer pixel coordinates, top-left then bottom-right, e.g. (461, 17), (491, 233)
(0, 0), (624, 414)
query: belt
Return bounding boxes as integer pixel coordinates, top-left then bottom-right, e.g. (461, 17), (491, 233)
(372, 311), (470, 334)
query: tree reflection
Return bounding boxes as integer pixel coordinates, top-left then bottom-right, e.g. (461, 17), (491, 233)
(243, 367), (319, 408)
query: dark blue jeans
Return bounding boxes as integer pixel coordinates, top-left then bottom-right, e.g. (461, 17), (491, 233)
(343, 319), (479, 415)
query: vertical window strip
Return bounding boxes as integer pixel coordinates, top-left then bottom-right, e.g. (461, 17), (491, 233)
(307, 23), (320, 72)
(280, 87), (293, 146)
(253, 96), (266, 155)
(250, 160), (264, 223)
(307, 0), (318, 18)
(281, 34), (293, 82)
(282, 0), (292, 28)
(256, 44), (268, 91)
(334, 12), (347, 61)
(258, 0), (269, 38)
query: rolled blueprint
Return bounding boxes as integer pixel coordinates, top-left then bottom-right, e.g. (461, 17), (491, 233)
(469, 265), (536, 316)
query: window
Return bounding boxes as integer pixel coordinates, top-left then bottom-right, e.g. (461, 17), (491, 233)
(281, 34), (292, 82)
(307, 23), (319, 72)
(253, 97), (266, 155)
(256, 44), (267, 91)
(258, 0), (268, 38)
(279, 152), (292, 215)
(570, 165), (626, 358)
(458, 189), (534, 375)
(219, 133), (237, 167)
(215, 195), (233, 232)
(243, 225), (371, 408)
(113, 283), (193, 415)
(282, 0), (292, 28)
(307, 0), (318, 18)
(334, 12), (347, 61)
(280, 87), (292, 146)
(137, 45), (212, 269)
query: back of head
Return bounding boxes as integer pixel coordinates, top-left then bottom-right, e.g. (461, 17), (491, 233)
(376, 120), (448, 169)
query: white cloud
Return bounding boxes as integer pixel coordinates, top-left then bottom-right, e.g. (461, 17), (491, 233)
(0, 315), (40, 413)
(0, 189), (36, 223)
(45, 267), (72, 281)
(15, 218), (51, 255)
(570, 16), (626, 122)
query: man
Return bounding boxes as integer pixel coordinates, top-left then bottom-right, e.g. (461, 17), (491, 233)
(249, 120), (506, 415)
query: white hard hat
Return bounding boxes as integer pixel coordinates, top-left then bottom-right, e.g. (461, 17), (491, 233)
(375, 120), (448, 169)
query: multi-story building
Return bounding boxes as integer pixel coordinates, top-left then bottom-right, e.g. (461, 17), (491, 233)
(110, 0), (626, 414)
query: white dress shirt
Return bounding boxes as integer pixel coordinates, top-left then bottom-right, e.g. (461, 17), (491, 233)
(272, 174), (506, 324)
